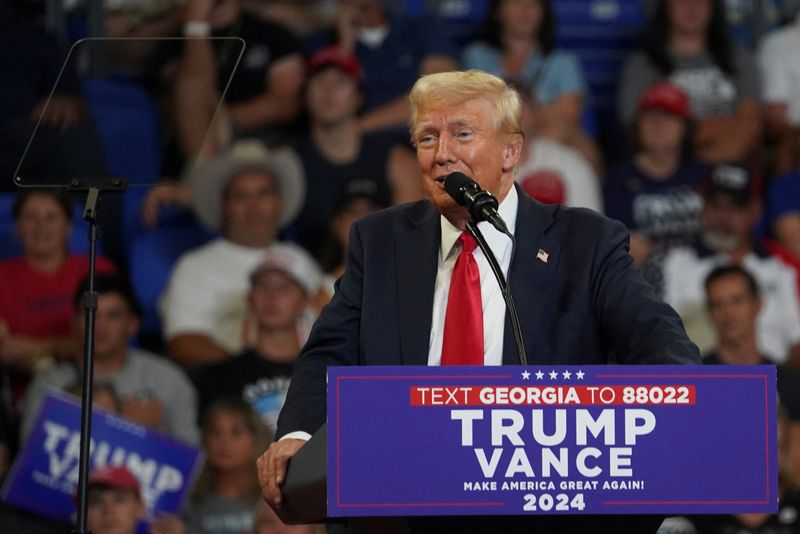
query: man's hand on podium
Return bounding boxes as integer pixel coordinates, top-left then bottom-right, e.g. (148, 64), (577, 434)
(256, 438), (306, 509)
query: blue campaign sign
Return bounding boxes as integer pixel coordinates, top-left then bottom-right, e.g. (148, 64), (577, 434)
(328, 365), (777, 517)
(2, 391), (204, 522)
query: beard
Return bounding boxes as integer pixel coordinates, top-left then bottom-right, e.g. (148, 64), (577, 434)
(701, 229), (741, 254)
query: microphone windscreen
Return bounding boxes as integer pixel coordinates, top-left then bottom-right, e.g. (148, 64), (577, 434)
(443, 172), (473, 205)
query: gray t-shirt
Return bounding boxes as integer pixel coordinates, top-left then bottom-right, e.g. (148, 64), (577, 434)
(20, 347), (199, 445)
(618, 46), (761, 125)
(183, 493), (257, 534)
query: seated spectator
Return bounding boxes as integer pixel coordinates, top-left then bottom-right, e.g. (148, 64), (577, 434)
(759, 13), (800, 175)
(306, 0), (459, 134)
(0, 3), (108, 191)
(463, 0), (600, 170)
(604, 82), (707, 291)
(172, 0), (305, 157)
(318, 179), (388, 299)
(191, 245), (322, 430)
(86, 466), (146, 534)
(514, 84), (602, 213)
(696, 266), (800, 532)
(662, 164), (800, 363)
(20, 275), (199, 444)
(292, 46), (421, 259)
(618, 0), (762, 164)
(184, 398), (269, 534)
(0, 189), (116, 411)
(159, 140), (306, 367)
(702, 265), (800, 417)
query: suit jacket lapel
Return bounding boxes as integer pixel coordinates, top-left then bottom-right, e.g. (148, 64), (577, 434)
(502, 189), (559, 365)
(396, 201), (440, 366)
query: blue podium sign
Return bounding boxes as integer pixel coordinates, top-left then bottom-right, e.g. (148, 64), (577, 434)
(327, 365), (777, 517)
(2, 392), (204, 522)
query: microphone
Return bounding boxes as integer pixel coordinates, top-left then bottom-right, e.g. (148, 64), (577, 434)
(443, 172), (510, 236)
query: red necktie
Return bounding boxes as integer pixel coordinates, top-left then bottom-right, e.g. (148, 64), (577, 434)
(441, 232), (484, 365)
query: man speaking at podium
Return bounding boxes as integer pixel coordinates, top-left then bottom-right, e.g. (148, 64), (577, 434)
(258, 70), (700, 532)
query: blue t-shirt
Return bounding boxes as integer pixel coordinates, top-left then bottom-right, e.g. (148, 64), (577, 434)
(604, 158), (709, 247)
(306, 16), (458, 112)
(766, 170), (800, 229)
(461, 42), (587, 104)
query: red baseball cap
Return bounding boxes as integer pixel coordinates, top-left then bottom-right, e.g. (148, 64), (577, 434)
(87, 466), (141, 497)
(519, 169), (566, 205)
(637, 82), (690, 118)
(307, 46), (363, 82)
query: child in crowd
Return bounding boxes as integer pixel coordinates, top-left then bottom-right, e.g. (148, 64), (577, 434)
(605, 82), (708, 292)
(184, 398), (269, 534)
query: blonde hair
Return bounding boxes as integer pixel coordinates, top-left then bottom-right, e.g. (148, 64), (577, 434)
(409, 70), (523, 142)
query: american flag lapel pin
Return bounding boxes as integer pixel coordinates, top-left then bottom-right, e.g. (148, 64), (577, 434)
(536, 248), (549, 263)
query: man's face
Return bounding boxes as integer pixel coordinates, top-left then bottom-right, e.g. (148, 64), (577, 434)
(701, 194), (759, 254)
(86, 486), (144, 534)
(16, 193), (72, 259)
(76, 293), (138, 361)
(306, 68), (362, 126)
(249, 270), (308, 332)
(414, 97), (522, 226)
(707, 273), (761, 347)
(222, 171), (282, 247)
(637, 109), (685, 153)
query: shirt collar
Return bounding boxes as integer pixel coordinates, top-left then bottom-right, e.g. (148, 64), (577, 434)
(439, 185), (519, 260)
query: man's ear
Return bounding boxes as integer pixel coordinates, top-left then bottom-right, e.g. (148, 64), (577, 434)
(502, 134), (524, 172)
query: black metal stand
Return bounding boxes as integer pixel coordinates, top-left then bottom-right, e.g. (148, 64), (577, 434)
(466, 221), (527, 366)
(69, 179), (126, 534)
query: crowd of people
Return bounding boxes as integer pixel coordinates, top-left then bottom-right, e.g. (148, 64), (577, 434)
(1, 0), (800, 532)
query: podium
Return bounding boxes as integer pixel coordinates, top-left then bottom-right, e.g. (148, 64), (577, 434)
(276, 365), (777, 524)
(277, 423), (328, 524)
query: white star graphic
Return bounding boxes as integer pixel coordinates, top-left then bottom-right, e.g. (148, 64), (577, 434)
(535, 370), (544, 380)
(521, 370), (531, 380)
(576, 370), (585, 380)
(562, 370), (572, 380)
(549, 370), (558, 380)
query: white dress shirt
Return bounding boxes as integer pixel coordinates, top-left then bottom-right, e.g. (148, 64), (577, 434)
(427, 186), (519, 366)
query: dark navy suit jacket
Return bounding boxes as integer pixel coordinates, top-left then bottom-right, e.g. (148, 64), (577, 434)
(277, 188), (700, 438)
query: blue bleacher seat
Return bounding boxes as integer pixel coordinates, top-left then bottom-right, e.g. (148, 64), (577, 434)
(0, 193), (18, 259)
(81, 76), (161, 185)
(553, 0), (646, 158)
(124, 187), (215, 344)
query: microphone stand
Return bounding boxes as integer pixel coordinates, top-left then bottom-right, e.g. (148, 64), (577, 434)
(465, 221), (527, 366)
(69, 177), (127, 534)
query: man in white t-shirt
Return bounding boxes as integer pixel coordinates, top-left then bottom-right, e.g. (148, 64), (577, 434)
(159, 140), (306, 368)
(663, 164), (800, 363)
